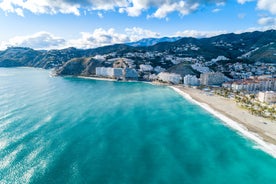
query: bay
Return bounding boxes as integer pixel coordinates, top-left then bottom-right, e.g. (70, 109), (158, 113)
(1, 67), (276, 184)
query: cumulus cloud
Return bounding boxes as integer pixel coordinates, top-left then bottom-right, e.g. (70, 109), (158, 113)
(0, 0), (81, 16)
(174, 30), (227, 38)
(0, 32), (66, 50)
(122, 0), (225, 18)
(68, 27), (160, 49)
(258, 16), (276, 26)
(152, 1), (199, 18)
(257, 0), (276, 14)
(68, 28), (130, 49)
(1, 26), (274, 50)
(0, 0), (227, 18)
(1, 0), (275, 18)
(0, 27), (161, 50)
(237, 0), (276, 15)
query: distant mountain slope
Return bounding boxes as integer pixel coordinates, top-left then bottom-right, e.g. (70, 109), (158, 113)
(0, 47), (85, 69)
(0, 47), (41, 67)
(126, 37), (181, 47)
(148, 30), (276, 62)
(55, 57), (103, 76)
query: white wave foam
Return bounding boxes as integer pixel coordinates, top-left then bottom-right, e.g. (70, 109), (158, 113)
(0, 140), (8, 150)
(0, 116), (20, 131)
(26, 147), (43, 163)
(30, 115), (52, 133)
(170, 86), (276, 158)
(0, 145), (23, 169)
(21, 168), (35, 184)
(6, 114), (53, 144)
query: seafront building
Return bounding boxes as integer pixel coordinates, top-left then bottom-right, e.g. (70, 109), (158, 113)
(124, 68), (139, 80)
(157, 72), (182, 84)
(222, 77), (276, 92)
(200, 72), (226, 86)
(96, 67), (138, 80)
(183, 75), (199, 86)
(258, 91), (276, 104)
(95, 67), (123, 78)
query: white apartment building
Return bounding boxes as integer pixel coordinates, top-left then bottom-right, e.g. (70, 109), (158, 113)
(96, 67), (123, 78)
(258, 91), (276, 104)
(158, 72), (182, 84)
(183, 75), (199, 86)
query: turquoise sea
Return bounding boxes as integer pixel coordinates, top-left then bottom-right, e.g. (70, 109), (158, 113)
(1, 67), (276, 184)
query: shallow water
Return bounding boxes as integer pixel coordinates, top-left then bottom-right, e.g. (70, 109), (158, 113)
(1, 67), (276, 184)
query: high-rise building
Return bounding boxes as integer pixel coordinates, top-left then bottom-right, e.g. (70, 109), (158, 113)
(200, 72), (226, 86)
(183, 75), (199, 86)
(157, 72), (182, 84)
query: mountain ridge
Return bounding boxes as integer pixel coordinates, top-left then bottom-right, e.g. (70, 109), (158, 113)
(0, 30), (275, 72)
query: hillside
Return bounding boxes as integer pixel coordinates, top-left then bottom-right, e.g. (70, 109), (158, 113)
(0, 30), (275, 74)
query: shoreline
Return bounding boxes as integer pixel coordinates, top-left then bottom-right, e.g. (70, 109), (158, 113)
(170, 85), (276, 158)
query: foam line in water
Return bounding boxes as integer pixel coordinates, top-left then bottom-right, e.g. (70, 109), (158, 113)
(9, 115), (53, 143)
(170, 86), (276, 158)
(21, 167), (35, 183)
(0, 140), (8, 150)
(0, 145), (23, 169)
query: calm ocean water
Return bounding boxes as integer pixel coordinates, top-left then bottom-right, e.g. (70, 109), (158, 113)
(1, 67), (276, 184)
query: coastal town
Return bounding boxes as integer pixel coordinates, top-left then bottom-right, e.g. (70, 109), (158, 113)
(2, 0), (276, 182)
(90, 49), (276, 121)
(1, 31), (275, 154)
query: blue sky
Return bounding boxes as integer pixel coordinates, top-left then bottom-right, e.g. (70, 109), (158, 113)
(0, 0), (275, 50)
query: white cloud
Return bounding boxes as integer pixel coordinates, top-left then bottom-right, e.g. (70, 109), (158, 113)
(174, 30), (227, 38)
(1, 0), (276, 18)
(0, 0), (227, 18)
(123, 0), (223, 18)
(14, 8), (24, 16)
(0, 0), (81, 16)
(0, 27), (161, 50)
(125, 27), (160, 39)
(237, 0), (254, 4)
(0, 0), (128, 16)
(212, 8), (221, 13)
(151, 2), (199, 19)
(0, 32), (66, 50)
(216, 2), (225, 6)
(237, 0), (276, 15)
(1, 26), (275, 50)
(97, 12), (103, 18)
(67, 28), (130, 49)
(257, 0), (276, 14)
(68, 27), (160, 49)
(258, 16), (276, 26)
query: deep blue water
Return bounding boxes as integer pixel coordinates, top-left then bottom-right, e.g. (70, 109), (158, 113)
(1, 67), (276, 184)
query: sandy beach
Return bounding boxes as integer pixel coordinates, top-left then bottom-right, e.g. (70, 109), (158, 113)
(171, 85), (276, 157)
